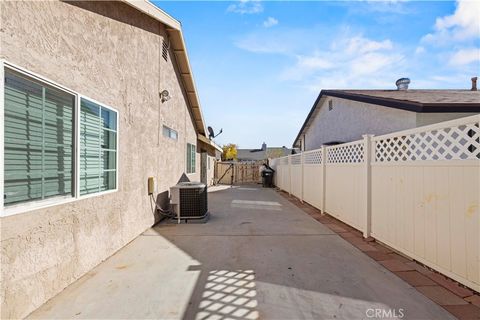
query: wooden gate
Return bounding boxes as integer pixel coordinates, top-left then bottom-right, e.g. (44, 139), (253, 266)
(215, 161), (263, 185)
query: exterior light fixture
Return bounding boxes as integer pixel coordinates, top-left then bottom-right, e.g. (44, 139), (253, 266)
(160, 90), (171, 103)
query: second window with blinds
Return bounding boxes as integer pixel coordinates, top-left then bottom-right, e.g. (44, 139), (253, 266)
(80, 98), (117, 195)
(186, 143), (196, 174)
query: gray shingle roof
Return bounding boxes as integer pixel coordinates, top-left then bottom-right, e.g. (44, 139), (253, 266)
(236, 147), (293, 161)
(337, 90), (480, 104)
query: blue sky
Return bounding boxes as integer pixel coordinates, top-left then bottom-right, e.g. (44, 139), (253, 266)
(155, 0), (480, 148)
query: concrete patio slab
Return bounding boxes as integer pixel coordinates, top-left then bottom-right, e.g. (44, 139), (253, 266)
(29, 185), (455, 319)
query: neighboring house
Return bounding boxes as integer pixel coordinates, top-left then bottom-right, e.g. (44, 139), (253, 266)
(236, 143), (296, 162)
(0, 1), (220, 318)
(294, 80), (480, 151)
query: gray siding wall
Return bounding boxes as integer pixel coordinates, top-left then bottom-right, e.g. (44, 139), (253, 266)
(303, 97), (478, 151)
(304, 97), (416, 150)
(1, 1), (200, 318)
(416, 112), (478, 127)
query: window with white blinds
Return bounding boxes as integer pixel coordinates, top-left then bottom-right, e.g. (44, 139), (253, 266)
(80, 98), (117, 195)
(2, 64), (119, 212)
(186, 143), (196, 174)
(4, 70), (74, 205)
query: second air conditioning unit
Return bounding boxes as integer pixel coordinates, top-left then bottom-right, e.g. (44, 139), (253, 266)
(170, 182), (208, 223)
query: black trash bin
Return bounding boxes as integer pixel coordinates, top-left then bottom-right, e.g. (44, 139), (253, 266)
(261, 169), (274, 188)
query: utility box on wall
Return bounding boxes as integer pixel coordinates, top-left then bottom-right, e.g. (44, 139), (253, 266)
(148, 177), (156, 195)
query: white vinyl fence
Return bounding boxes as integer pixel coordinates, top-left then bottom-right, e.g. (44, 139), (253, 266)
(270, 115), (480, 292)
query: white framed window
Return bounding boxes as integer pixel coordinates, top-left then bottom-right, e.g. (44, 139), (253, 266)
(1, 61), (119, 216)
(162, 125), (178, 140)
(186, 143), (196, 174)
(80, 98), (118, 195)
(3, 68), (75, 206)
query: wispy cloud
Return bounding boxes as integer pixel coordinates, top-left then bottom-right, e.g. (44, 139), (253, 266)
(334, 0), (414, 16)
(415, 46), (425, 55)
(422, 0), (480, 44)
(449, 48), (480, 66)
(236, 27), (405, 90)
(227, 0), (263, 15)
(295, 37), (404, 90)
(364, 0), (412, 14)
(421, 0), (479, 70)
(263, 17), (278, 28)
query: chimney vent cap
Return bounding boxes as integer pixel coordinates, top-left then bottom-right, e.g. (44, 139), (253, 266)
(471, 77), (478, 91)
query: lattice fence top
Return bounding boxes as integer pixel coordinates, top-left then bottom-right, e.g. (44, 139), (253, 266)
(304, 149), (322, 165)
(278, 156), (289, 165)
(290, 154), (302, 165)
(327, 141), (364, 164)
(374, 120), (480, 162)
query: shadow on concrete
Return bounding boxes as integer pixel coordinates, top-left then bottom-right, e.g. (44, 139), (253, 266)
(27, 185), (456, 320)
(151, 185), (454, 320)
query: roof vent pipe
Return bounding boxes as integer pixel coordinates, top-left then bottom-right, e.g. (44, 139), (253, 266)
(471, 77), (478, 91)
(395, 78), (410, 90)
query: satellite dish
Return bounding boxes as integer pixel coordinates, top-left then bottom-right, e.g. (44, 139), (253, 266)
(208, 126), (215, 139)
(207, 126), (223, 139)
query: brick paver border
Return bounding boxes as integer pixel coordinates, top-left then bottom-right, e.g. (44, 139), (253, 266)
(277, 190), (480, 320)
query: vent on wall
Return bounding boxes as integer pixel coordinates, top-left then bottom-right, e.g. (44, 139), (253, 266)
(162, 39), (169, 61)
(328, 100), (333, 111)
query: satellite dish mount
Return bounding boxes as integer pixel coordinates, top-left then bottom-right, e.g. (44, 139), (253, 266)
(207, 126), (223, 139)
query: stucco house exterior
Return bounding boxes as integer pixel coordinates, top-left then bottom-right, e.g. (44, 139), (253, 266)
(294, 86), (480, 151)
(0, 1), (220, 318)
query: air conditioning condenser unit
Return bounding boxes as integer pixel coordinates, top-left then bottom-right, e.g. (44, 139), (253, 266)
(170, 182), (208, 223)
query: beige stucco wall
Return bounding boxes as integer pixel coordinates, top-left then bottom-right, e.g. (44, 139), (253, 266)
(0, 1), (201, 318)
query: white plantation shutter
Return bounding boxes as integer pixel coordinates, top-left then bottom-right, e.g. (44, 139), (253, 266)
(3, 70), (74, 205)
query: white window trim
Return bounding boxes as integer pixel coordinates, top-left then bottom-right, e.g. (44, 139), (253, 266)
(162, 125), (178, 140)
(186, 142), (196, 175)
(78, 94), (119, 199)
(1, 60), (119, 217)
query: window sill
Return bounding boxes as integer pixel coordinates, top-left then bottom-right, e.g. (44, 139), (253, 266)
(2, 189), (118, 217)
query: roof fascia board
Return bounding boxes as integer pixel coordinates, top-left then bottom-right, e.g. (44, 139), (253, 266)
(121, 0), (181, 30)
(326, 91), (480, 112)
(122, 0), (207, 136)
(323, 90), (424, 112)
(292, 92), (326, 147)
(168, 28), (207, 135)
(198, 134), (223, 152)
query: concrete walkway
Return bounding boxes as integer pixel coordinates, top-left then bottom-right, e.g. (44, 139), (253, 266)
(29, 186), (455, 319)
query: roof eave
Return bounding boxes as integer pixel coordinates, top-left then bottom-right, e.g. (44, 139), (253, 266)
(122, 0), (207, 136)
(121, 0), (181, 30)
(293, 89), (480, 147)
